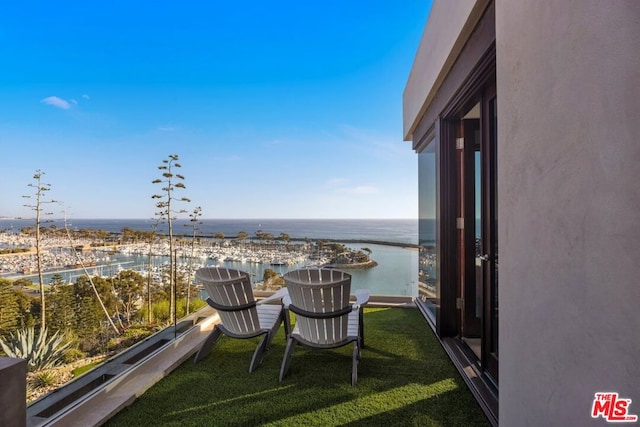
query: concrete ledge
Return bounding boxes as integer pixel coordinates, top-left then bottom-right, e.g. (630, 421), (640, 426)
(367, 295), (415, 307)
(27, 307), (219, 427)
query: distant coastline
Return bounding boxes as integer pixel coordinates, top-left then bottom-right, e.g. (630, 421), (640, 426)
(286, 237), (418, 249)
(0, 218), (420, 246)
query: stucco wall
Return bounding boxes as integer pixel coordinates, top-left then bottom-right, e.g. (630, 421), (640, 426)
(497, 1), (640, 425)
(403, 0), (489, 141)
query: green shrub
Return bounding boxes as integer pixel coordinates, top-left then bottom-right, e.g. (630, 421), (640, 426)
(78, 334), (102, 354)
(134, 298), (207, 326)
(107, 326), (155, 352)
(190, 298), (206, 312)
(63, 347), (86, 363)
(122, 326), (154, 339)
(152, 300), (170, 324)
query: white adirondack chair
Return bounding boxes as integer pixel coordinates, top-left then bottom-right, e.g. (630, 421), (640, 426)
(194, 267), (287, 372)
(279, 268), (369, 386)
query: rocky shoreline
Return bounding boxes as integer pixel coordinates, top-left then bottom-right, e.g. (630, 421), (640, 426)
(324, 260), (379, 269)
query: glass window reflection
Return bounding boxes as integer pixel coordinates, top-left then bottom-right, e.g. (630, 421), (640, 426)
(418, 138), (438, 323)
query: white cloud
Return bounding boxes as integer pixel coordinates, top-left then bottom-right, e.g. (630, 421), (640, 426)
(158, 126), (176, 132)
(82, 94), (90, 100)
(41, 96), (71, 110)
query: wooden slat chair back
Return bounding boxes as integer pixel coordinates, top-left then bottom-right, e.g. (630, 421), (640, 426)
(193, 267), (287, 373)
(197, 267), (260, 336)
(280, 268), (369, 386)
(284, 268), (351, 345)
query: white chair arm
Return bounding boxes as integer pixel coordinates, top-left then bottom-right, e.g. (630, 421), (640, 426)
(353, 289), (370, 310)
(257, 287), (289, 305)
(282, 294), (292, 309)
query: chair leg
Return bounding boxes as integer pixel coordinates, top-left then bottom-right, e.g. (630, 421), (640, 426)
(249, 333), (269, 373)
(194, 326), (223, 363)
(351, 341), (359, 386)
(283, 308), (291, 337)
(266, 314), (284, 351)
(279, 337), (297, 383)
(359, 307), (365, 349)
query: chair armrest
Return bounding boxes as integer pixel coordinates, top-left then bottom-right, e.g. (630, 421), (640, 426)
(353, 289), (370, 309)
(282, 294), (291, 309)
(257, 287), (289, 305)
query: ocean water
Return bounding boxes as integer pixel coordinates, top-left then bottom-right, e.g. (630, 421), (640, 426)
(0, 218), (418, 244)
(0, 218), (419, 296)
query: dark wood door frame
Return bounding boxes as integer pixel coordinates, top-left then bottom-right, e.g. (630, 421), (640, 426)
(463, 118), (482, 338)
(481, 84), (498, 380)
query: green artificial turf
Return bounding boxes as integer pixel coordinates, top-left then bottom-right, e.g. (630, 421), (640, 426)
(107, 307), (490, 427)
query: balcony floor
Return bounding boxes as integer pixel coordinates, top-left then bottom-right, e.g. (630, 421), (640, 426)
(106, 307), (489, 426)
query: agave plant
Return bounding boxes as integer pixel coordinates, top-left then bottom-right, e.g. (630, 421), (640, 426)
(0, 327), (71, 372)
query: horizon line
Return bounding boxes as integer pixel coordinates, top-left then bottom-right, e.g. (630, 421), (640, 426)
(0, 217), (417, 221)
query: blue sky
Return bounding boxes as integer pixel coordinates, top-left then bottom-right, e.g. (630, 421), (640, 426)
(0, 1), (432, 220)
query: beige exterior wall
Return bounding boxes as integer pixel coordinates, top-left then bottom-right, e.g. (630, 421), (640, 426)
(403, 0), (489, 141)
(497, 1), (640, 425)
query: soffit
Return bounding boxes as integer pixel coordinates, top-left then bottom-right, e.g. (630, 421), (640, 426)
(403, 0), (491, 141)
